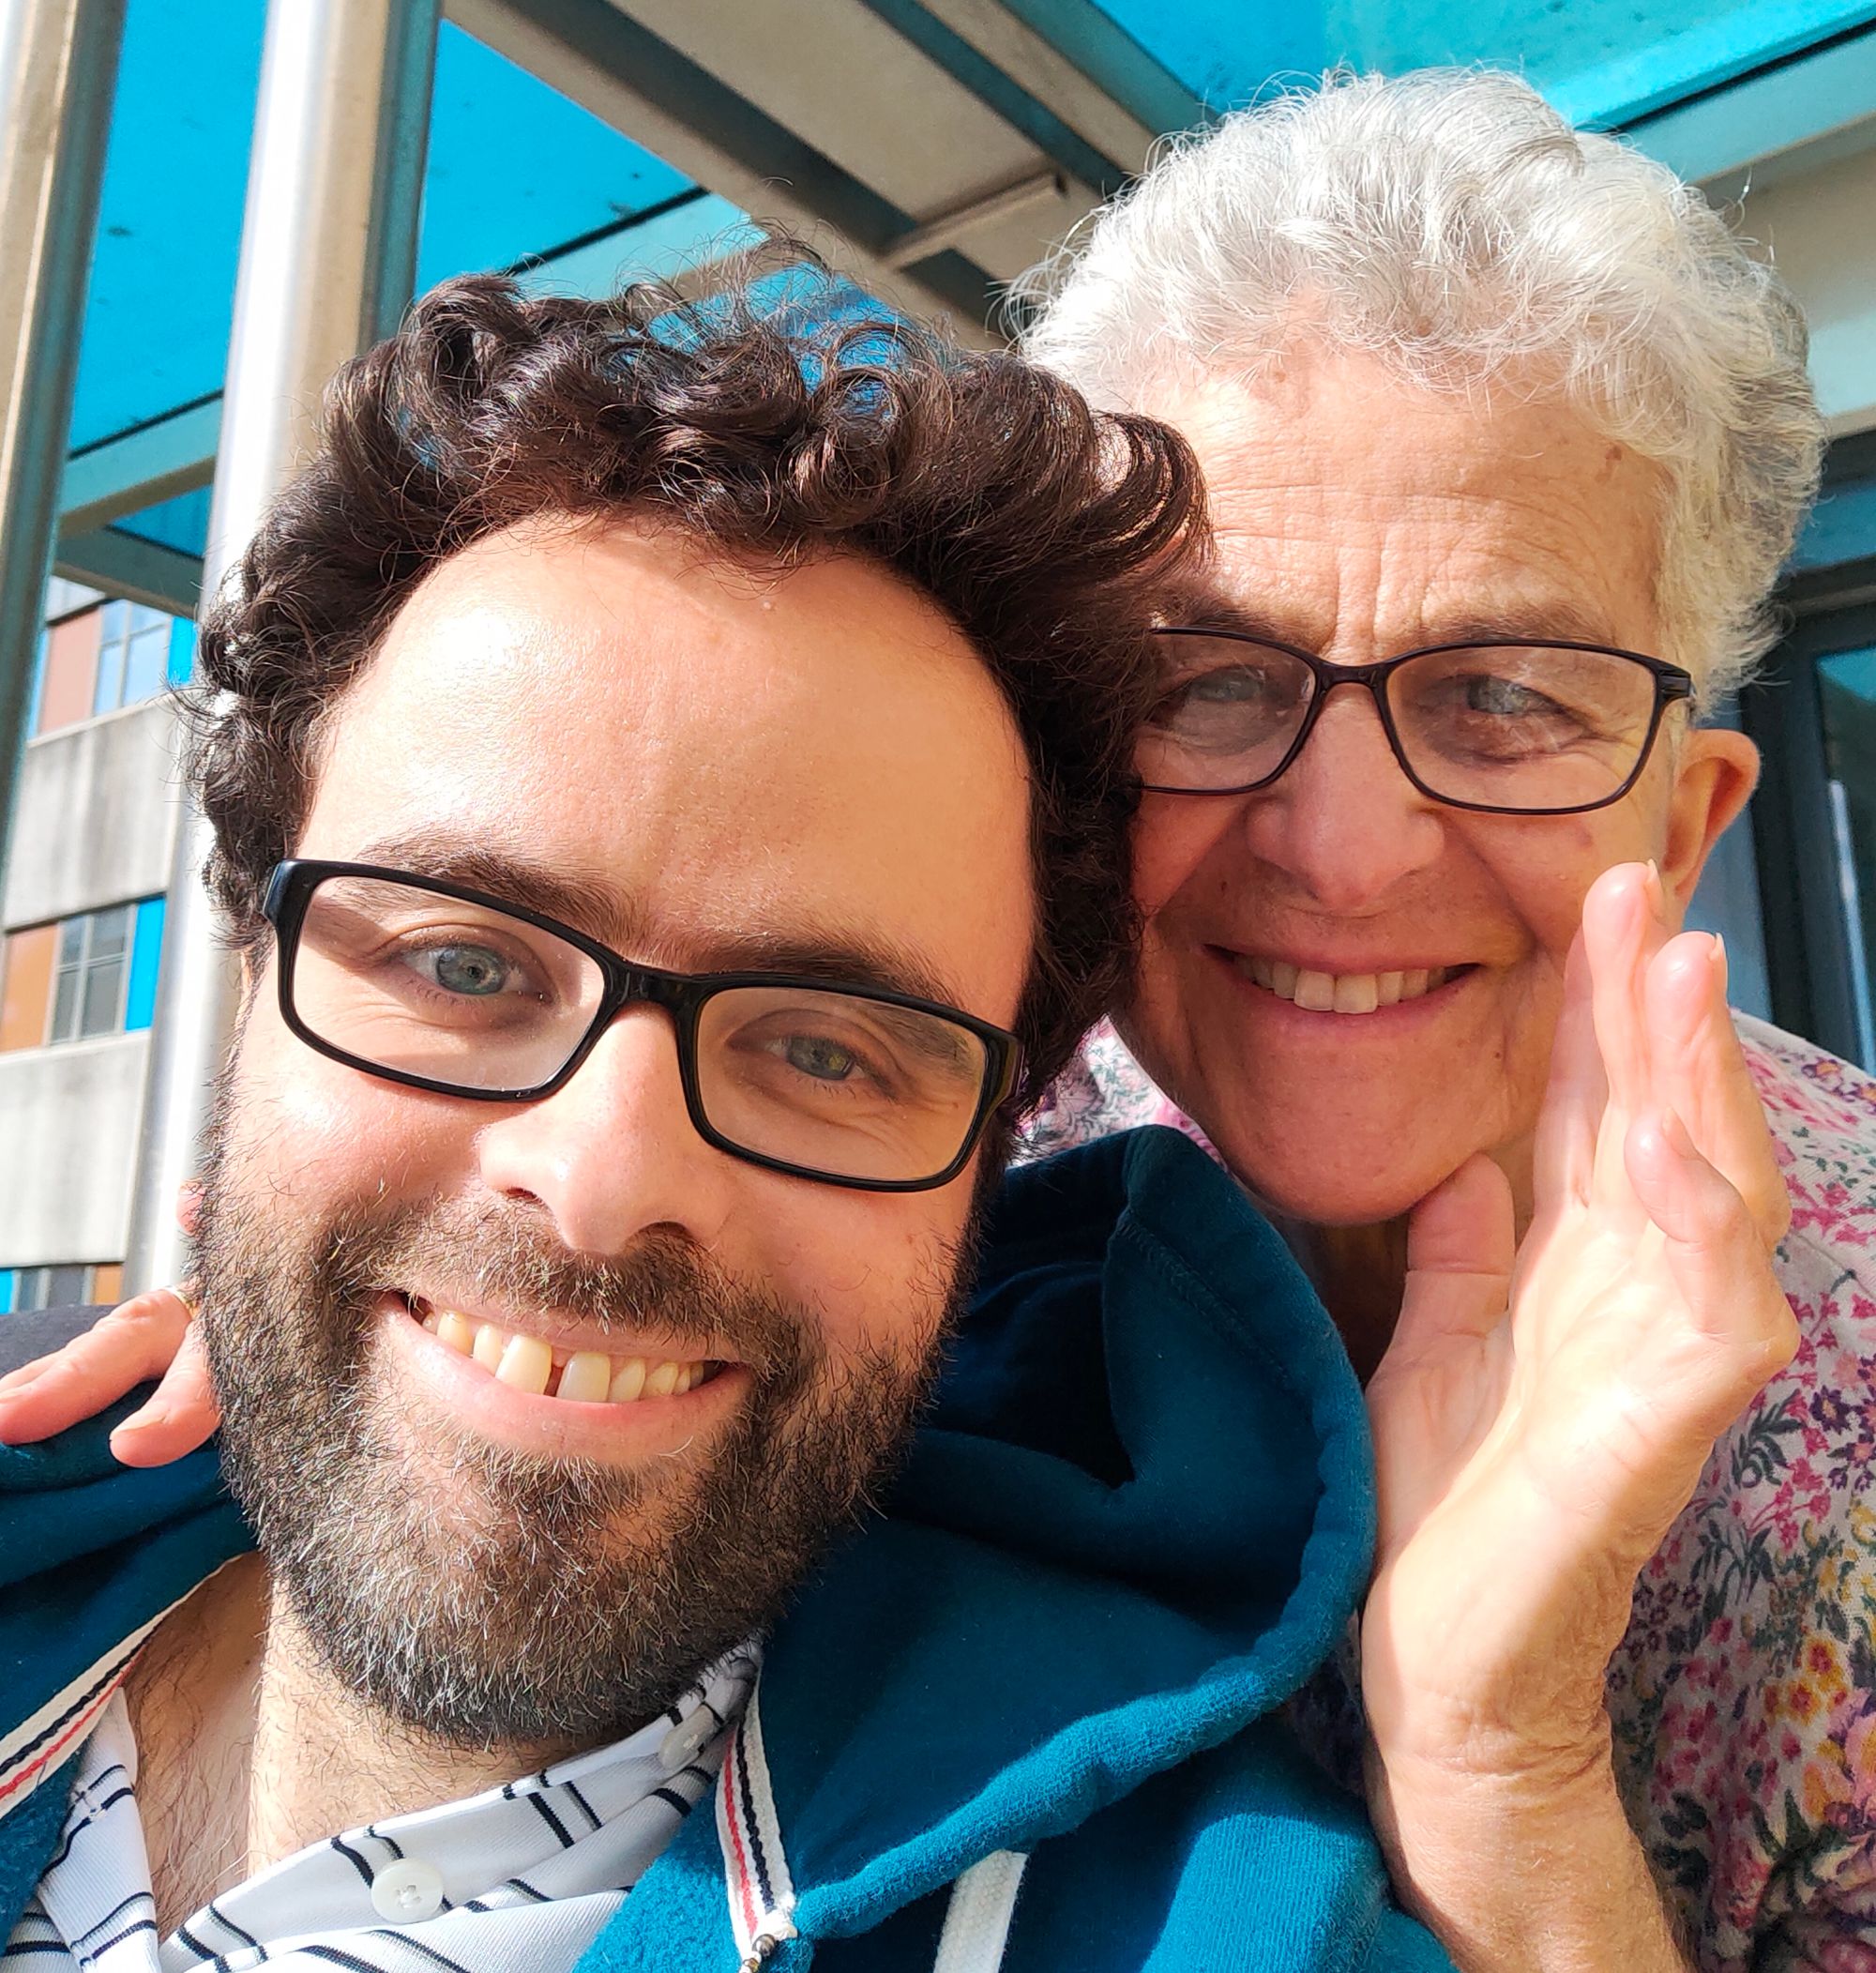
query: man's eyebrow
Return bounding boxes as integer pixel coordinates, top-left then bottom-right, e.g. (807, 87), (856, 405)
(341, 831), (981, 1013)
(348, 830), (646, 949)
(692, 927), (976, 1015)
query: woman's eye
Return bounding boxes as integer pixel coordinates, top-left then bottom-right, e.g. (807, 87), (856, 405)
(411, 943), (517, 996)
(1466, 675), (1560, 719)
(1184, 667), (1266, 705)
(778, 1034), (862, 1082)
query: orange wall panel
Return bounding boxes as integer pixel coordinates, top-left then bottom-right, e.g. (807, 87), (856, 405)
(91, 1264), (123, 1305)
(0, 922), (55, 1051)
(37, 610), (100, 735)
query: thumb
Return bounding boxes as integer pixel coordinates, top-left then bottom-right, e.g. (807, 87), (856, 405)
(1369, 1156), (1518, 1547)
(1391, 1154), (1518, 1363)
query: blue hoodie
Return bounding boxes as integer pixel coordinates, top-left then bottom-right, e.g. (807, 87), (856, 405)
(0, 1130), (1453, 1971)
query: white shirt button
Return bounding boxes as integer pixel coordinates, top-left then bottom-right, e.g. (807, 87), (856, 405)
(371, 1859), (446, 1923)
(658, 1713), (717, 1773)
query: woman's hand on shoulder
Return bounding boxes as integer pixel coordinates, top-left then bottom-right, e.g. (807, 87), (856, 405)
(0, 1286), (219, 1465)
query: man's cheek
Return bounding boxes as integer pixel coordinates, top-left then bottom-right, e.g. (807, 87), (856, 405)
(766, 1215), (955, 1358)
(230, 1058), (452, 1205)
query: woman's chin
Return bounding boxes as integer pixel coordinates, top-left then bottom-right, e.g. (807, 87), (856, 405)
(1198, 1119), (1488, 1229)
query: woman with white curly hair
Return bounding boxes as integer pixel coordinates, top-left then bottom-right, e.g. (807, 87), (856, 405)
(1018, 67), (1868, 1973)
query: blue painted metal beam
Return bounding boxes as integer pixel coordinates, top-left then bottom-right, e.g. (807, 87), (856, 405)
(1551, 0), (1876, 129)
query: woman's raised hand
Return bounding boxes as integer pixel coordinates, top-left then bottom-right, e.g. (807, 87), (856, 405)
(0, 1287), (219, 1464)
(0, 1183), (219, 1466)
(1360, 860), (1796, 1859)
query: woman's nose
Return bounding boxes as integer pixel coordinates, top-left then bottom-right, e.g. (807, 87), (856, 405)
(1241, 685), (1447, 908)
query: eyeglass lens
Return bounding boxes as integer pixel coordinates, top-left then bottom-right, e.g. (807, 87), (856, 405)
(288, 873), (994, 1185)
(1138, 635), (1664, 811)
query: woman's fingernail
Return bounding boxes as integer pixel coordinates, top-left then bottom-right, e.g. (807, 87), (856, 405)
(1661, 1107), (1698, 1159)
(1710, 933), (1729, 994)
(116, 1406), (166, 1434)
(1642, 859), (1666, 914)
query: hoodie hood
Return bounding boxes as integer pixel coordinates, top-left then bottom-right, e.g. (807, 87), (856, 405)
(701, 1125), (1379, 1954)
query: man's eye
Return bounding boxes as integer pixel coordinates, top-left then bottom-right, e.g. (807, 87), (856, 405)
(779, 1034), (861, 1082)
(412, 944), (516, 996)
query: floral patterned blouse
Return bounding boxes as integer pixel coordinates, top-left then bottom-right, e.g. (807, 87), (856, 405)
(1022, 1015), (1876, 1972)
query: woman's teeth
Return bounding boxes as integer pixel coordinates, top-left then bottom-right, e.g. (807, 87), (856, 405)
(415, 1301), (715, 1404)
(1236, 955), (1454, 1013)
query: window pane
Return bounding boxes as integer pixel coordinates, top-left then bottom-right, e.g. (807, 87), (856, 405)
(50, 964), (82, 1043)
(1819, 646), (1876, 1070)
(88, 904), (129, 962)
(122, 622), (169, 705)
(80, 954), (126, 1036)
(58, 915), (87, 967)
(92, 638), (124, 715)
(93, 601), (129, 715)
(44, 1265), (89, 1307)
(15, 1267), (49, 1313)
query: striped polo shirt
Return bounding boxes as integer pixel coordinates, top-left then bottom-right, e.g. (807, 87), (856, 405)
(4, 1647), (757, 1972)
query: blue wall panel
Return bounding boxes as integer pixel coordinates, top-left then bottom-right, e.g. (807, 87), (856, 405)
(165, 616), (195, 688)
(125, 896), (166, 1033)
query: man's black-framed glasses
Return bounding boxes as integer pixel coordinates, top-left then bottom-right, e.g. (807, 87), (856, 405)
(1137, 629), (1697, 816)
(262, 860), (1022, 1193)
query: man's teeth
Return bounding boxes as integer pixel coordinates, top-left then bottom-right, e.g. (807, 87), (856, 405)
(1239, 955), (1453, 1013)
(415, 1304), (714, 1404)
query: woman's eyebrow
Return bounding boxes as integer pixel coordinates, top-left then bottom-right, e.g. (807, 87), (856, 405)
(1155, 591), (1627, 652)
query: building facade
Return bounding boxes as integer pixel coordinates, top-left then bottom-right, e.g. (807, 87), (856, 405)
(0, 579), (189, 1313)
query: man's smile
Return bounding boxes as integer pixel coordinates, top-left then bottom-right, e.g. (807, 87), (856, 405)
(401, 1290), (731, 1404)
(375, 1290), (749, 1463)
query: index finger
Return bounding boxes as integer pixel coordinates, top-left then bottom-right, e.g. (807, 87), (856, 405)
(1644, 932), (1790, 1250)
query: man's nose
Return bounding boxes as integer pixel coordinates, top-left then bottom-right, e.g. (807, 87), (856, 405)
(1239, 684), (1447, 908)
(474, 1008), (737, 1257)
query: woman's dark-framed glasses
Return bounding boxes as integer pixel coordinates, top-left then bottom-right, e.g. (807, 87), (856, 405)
(261, 860), (1022, 1193)
(1138, 629), (1697, 816)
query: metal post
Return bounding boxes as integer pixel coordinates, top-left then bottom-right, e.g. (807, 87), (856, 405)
(124, 0), (440, 1290)
(0, 0), (127, 883)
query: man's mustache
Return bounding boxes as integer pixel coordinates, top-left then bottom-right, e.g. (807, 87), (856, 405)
(290, 1198), (807, 1382)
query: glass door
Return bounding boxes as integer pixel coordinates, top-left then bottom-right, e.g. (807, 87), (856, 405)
(1818, 646), (1876, 1068)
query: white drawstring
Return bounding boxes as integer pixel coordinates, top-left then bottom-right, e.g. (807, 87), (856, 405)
(932, 1851), (1028, 1973)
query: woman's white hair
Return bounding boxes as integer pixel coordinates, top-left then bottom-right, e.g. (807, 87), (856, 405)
(1015, 68), (1823, 703)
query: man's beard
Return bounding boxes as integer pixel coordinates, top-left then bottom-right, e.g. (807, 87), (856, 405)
(192, 1102), (965, 1751)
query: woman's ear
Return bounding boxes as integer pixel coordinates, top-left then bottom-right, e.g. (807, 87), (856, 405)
(1660, 726), (1759, 909)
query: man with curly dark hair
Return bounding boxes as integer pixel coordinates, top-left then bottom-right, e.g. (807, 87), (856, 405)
(0, 266), (1452, 1973)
